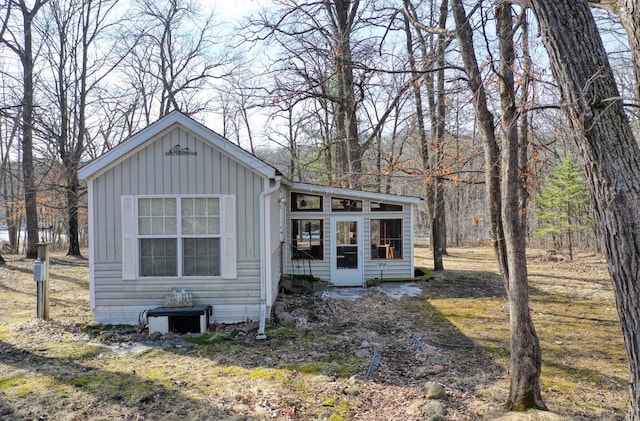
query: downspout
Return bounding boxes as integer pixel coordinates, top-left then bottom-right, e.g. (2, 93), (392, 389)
(257, 176), (281, 340)
(86, 178), (96, 310)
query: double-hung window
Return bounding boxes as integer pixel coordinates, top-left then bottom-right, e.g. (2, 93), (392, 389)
(121, 195), (236, 279)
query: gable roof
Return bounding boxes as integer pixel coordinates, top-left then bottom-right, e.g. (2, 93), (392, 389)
(78, 111), (279, 181)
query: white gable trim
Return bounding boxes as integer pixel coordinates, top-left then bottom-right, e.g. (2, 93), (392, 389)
(79, 111), (277, 181)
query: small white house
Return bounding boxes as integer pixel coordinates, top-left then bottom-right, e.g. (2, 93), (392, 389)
(79, 111), (422, 336)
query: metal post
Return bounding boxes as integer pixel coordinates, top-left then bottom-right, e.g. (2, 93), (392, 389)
(36, 242), (50, 320)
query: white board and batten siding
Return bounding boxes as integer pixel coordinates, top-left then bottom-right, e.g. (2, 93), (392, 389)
(83, 119), (274, 325)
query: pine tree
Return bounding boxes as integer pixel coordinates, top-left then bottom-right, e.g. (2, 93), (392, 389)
(533, 154), (594, 259)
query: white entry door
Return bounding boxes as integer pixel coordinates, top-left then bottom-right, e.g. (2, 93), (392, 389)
(331, 216), (364, 286)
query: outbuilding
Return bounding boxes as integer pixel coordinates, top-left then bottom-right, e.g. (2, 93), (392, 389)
(79, 111), (422, 336)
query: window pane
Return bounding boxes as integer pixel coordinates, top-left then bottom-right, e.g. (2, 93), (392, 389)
(165, 217), (177, 235)
(291, 193), (322, 211)
(331, 197), (362, 212)
(151, 198), (165, 216)
(182, 198), (220, 235)
(151, 218), (164, 234)
(208, 217), (220, 234)
(139, 198), (176, 235)
(140, 238), (177, 276)
(194, 198), (207, 215)
(336, 221), (357, 244)
(193, 217), (207, 234)
(370, 219), (380, 245)
(138, 217), (151, 235)
(208, 198), (220, 215)
(291, 219), (323, 259)
(138, 198), (151, 216)
(371, 219), (402, 259)
(182, 198), (194, 216)
(182, 218), (194, 235)
(371, 202), (403, 212)
(165, 199), (177, 216)
(183, 238), (221, 276)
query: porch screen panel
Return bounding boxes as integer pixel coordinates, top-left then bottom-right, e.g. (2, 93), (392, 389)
(370, 219), (403, 259)
(291, 219), (323, 260)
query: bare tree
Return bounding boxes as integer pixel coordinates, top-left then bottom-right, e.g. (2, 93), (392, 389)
(402, 0), (450, 271)
(247, 0), (379, 187)
(0, 0), (48, 258)
(119, 0), (230, 125)
(39, 0), (121, 256)
(451, 0), (546, 410)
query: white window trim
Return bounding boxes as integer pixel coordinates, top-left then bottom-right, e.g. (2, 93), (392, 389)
(121, 195), (237, 280)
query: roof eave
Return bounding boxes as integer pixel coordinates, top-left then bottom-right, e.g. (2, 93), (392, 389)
(289, 182), (423, 205)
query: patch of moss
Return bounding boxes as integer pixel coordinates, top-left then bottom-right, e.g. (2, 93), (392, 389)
(317, 396), (351, 420)
(337, 399), (351, 411)
(299, 363), (324, 374)
(186, 332), (234, 345)
(0, 376), (55, 398)
(45, 343), (104, 360)
(323, 397), (336, 406)
(71, 376), (98, 388)
(0, 377), (28, 390)
(250, 368), (286, 382)
(414, 267), (435, 278)
(331, 363), (358, 379)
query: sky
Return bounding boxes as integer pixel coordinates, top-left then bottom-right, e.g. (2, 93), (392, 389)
(207, 0), (264, 22)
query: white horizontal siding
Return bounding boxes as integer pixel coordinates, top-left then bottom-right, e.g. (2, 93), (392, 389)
(92, 260), (261, 325)
(93, 304), (261, 326)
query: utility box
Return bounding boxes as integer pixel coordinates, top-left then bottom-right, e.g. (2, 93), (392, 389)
(34, 261), (47, 282)
(35, 242), (50, 320)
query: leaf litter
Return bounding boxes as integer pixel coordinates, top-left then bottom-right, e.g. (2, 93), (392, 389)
(0, 246), (628, 420)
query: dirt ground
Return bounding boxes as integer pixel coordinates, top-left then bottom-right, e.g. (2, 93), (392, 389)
(0, 244), (628, 420)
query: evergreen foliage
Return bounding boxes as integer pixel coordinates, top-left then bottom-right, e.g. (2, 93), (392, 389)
(533, 154), (594, 259)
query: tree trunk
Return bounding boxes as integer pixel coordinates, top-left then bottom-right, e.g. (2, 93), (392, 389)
(67, 171), (81, 256)
(530, 1), (640, 419)
(452, 0), (545, 410)
(402, 3), (442, 270)
(450, 0), (507, 278)
(403, 0), (447, 270)
(330, 0), (361, 187)
(21, 5), (39, 259)
(432, 0), (449, 263)
(497, 4), (545, 410)
(1, 113), (19, 256)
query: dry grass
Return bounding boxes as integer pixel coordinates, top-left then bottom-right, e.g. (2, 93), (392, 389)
(414, 243), (627, 419)
(0, 244), (628, 420)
